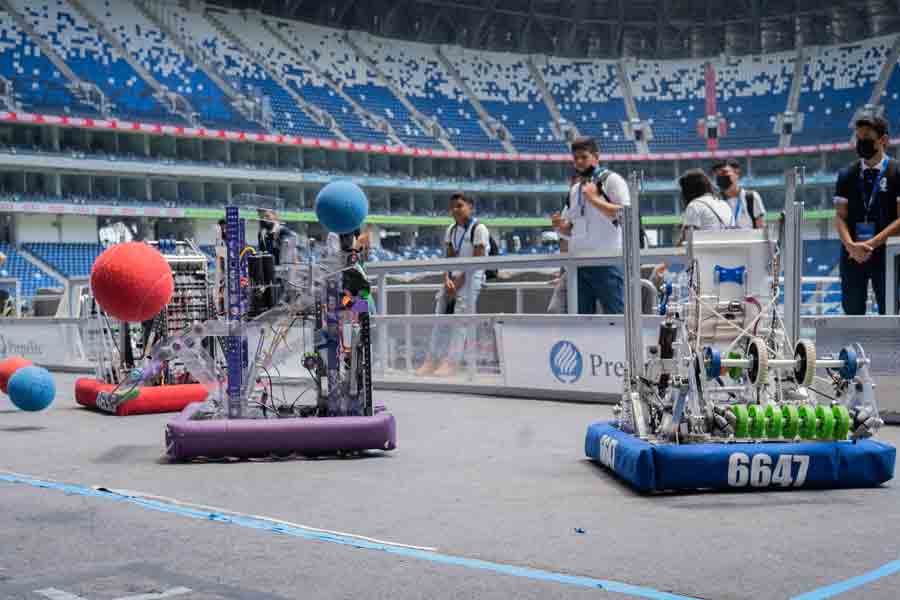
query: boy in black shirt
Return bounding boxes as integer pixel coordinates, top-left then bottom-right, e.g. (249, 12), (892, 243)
(833, 116), (900, 314)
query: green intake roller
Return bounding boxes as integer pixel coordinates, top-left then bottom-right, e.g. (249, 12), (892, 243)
(727, 352), (743, 380)
(782, 405), (800, 439)
(731, 404), (750, 438)
(765, 404), (783, 438)
(797, 405), (817, 439)
(748, 404), (766, 438)
(815, 405), (835, 440)
(832, 405), (851, 441)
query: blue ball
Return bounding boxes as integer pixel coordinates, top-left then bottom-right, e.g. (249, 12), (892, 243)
(315, 181), (369, 234)
(8, 366), (55, 412)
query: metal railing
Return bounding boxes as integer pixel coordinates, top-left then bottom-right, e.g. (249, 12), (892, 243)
(0, 277), (21, 317)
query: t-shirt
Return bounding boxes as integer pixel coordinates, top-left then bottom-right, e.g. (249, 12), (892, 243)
(565, 170), (630, 254)
(834, 158), (900, 255)
(445, 220), (489, 279)
(724, 189), (766, 229)
(683, 194), (732, 231)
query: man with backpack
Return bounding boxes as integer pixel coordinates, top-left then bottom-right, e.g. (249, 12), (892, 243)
(416, 192), (492, 377)
(712, 159), (766, 230)
(550, 136), (628, 314)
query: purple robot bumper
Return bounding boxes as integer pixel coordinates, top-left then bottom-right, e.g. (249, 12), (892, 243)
(165, 403), (397, 461)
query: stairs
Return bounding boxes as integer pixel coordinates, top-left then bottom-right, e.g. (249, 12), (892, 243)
(261, 19), (402, 146)
(435, 44), (516, 153)
(134, 0), (267, 130)
(344, 31), (455, 151)
(616, 60), (649, 154)
(0, 0), (107, 115)
(68, 0), (195, 125)
(867, 34), (900, 108)
(781, 47), (807, 148)
(527, 56), (578, 143)
(206, 10), (348, 141)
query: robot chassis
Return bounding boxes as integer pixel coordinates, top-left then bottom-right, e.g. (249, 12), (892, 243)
(97, 206), (375, 421)
(615, 170), (884, 445)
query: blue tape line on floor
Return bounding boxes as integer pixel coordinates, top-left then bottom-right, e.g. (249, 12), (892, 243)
(0, 472), (697, 600)
(790, 559), (900, 600)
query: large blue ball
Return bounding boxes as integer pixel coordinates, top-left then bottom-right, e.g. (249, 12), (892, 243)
(315, 181), (369, 234)
(8, 366), (55, 412)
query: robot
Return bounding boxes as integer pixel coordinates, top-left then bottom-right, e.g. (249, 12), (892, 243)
(614, 171), (884, 445)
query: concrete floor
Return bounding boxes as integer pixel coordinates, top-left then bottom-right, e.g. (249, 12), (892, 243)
(0, 373), (898, 600)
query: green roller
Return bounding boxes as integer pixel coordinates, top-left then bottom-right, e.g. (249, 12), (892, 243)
(833, 405), (851, 440)
(765, 404), (783, 439)
(727, 352), (743, 380)
(782, 405), (800, 439)
(748, 404), (766, 438)
(798, 405), (817, 439)
(816, 405), (835, 440)
(731, 405), (750, 438)
(121, 388), (140, 402)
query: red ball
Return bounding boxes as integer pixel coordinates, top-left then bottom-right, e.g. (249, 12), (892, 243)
(0, 356), (32, 394)
(90, 242), (174, 322)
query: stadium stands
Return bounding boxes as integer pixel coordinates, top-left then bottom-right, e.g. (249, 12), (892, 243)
(85, 0), (262, 131)
(10, 0), (177, 123)
(715, 52), (794, 150)
(24, 242), (101, 277)
(0, 7), (98, 116)
(270, 18), (443, 149)
(444, 46), (568, 154)
(627, 59), (708, 153)
(219, 12), (387, 144)
(538, 57), (635, 154)
(793, 36), (894, 145)
(0, 242), (62, 298)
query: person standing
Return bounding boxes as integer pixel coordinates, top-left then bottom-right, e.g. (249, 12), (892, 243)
(833, 116), (900, 315)
(417, 192), (490, 377)
(712, 159), (766, 230)
(677, 169), (732, 245)
(552, 136), (628, 314)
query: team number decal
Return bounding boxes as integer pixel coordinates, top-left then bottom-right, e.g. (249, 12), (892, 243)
(727, 453), (810, 488)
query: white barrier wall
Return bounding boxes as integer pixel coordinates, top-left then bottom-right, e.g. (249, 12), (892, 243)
(59, 215), (98, 243)
(14, 214), (58, 242)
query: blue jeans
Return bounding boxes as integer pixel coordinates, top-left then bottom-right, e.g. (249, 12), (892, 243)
(577, 266), (624, 314)
(427, 272), (485, 363)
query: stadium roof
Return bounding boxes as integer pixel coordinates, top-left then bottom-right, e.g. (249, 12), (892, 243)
(216, 0), (900, 58)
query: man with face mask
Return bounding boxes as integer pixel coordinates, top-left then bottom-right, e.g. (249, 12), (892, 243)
(550, 136), (629, 314)
(833, 116), (900, 315)
(712, 159), (766, 229)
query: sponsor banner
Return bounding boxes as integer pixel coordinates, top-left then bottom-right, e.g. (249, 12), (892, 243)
(500, 318), (657, 395)
(0, 201), (185, 218)
(0, 319), (91, 368)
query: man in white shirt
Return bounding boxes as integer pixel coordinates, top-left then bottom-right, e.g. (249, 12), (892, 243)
(417, 192), (490, 377)
(712, 159), (766, 229)
(551, 137), (628, 314)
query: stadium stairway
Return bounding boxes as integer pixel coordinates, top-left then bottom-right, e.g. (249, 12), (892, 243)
(134, 0), (268, 133)
(0, 242), (64, 300)
(205, 10), (347, 141)
(525, 56), (572, 144)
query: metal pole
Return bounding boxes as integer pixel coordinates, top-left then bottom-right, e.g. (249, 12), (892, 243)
(783, 167), (804, 345)
(622, 171), (644, 378)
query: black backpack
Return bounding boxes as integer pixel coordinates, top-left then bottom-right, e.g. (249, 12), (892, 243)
(449, 221), (500, 280)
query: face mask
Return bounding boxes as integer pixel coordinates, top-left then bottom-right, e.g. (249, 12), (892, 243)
(261, 220), (275, 232)
(576, 164), (595, 178)
(715, 174), (733, 191)
(856, 138), (878, 160)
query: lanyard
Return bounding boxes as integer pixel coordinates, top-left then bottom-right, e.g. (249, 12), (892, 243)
(451, 219), (474, 255)
(731, 192), (742, 228)
(858, 157), (890, 222)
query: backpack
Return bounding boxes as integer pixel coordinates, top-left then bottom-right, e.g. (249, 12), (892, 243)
(744, 189), (760, 225)
(449, 220), (500, 280)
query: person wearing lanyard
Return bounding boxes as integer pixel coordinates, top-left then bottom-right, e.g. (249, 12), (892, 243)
(416, 192), (490, 377)
(833, 116), (900, 315)
(552, 136), (628, 314)
(712, 159), (766, 229)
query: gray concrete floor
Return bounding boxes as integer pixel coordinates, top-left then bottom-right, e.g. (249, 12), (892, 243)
(0, 373), (898, 600)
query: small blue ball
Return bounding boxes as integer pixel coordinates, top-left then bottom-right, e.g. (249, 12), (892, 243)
(8, 366), (55, 412)
(315, 181), (369, 234)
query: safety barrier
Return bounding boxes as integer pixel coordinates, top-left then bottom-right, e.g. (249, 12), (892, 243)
(0, 277), (21, 317)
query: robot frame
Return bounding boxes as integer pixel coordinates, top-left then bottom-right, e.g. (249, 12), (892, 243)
(83, 204), (396, 459)
(615, 168), (884, 446)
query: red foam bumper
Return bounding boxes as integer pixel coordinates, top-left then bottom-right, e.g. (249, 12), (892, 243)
(75, 378), (208, 416)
